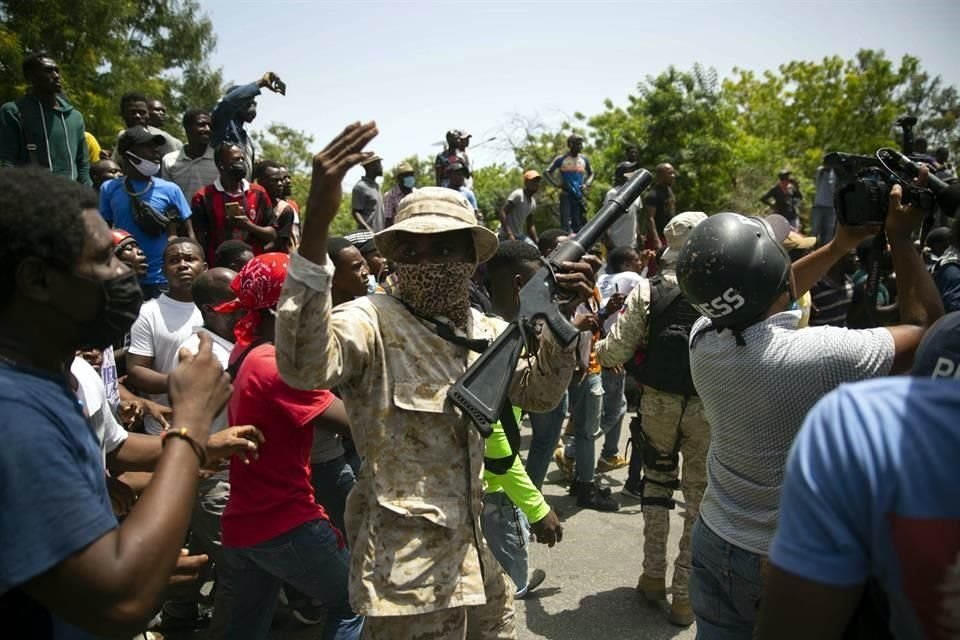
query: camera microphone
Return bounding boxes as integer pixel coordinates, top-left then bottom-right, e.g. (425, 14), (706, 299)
(878, 148), (960, 218)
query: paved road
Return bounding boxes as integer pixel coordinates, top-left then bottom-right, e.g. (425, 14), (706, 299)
(513, 416), (697, 640)
(164, 409), (697, 639)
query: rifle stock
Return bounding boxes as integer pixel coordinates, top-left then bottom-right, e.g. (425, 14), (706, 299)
(449, 169), (653, 436)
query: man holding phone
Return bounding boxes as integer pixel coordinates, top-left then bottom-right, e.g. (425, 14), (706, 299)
(210, 72), (286, 178)
(191, 143), (276, 265)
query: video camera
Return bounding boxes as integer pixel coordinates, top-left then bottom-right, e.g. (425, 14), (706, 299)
(825, 117), (960, 226)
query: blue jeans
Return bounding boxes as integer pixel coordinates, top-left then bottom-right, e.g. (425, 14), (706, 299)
(311, 455), (357, 536)
(480, 492), (530, 595)
(559, 192), (586, 232)
(565, 373), (602, 482)
(810, 205), (836, 247)
(599, 368), (626, 459)
(223, 519), (363, 640)
(689, 519), (764, 640)
(526, 392), (568, 490)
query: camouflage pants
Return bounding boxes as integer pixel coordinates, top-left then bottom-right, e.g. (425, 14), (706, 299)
(362, 548), (516, 640)
(638, 386), (710, 601)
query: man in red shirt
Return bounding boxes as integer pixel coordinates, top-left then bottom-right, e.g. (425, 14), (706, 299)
(191, 143), (276, 264)
(217, 253), (362, 640)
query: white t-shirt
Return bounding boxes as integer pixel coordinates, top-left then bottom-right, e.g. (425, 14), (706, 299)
(72, 357), (128, 469)
(501, 188), (536, 239)
(604, 187), (642, 249)
(597, 271), (643, 334)
(689, 311), (895, 554)
(128, 294), (203, 434)
(180, 327), (234, 435)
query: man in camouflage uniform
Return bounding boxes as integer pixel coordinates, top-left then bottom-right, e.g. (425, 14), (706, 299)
(275, 122), (587, 639)
(594, 211), (710, 627)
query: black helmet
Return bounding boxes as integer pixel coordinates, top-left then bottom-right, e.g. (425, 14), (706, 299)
(677, 212), (791, 330)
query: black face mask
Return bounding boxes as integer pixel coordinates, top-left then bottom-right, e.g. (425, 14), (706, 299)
(224, 162), (247, 182)
(68, 270), (144, 350)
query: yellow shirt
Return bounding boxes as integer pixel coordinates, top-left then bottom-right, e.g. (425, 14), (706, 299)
(84, 132), (101, 164)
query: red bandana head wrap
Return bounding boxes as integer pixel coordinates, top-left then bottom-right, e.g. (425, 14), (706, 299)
(213, 252), (290, 349)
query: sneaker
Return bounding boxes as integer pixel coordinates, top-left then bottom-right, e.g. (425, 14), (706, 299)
(290, 600), (326, 626)
(574, 480), (620, 512)
(596, 454), (629, 473)
(621, 482), (644, 500)
(636, 573), (666, 601)
(668, 597), (695, 627)
(516, 568), (547, 600)
(553, 446), (575, 480)
(151, 608), (213, 632)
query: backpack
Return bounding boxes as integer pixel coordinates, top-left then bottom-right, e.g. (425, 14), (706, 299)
(634, 278), (700, 397)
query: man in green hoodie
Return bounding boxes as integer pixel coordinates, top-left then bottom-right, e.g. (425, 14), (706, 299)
(0, 52), (91, 186)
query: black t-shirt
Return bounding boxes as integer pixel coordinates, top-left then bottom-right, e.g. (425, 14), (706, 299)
(643, 184), (676, 237)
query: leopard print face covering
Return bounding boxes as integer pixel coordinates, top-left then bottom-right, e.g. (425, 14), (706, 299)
(395, 262), (475, 329)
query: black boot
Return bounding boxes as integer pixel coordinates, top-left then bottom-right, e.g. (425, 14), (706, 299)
(574, 479), (620, 512)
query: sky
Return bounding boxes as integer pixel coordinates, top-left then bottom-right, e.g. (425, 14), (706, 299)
(200, 0), (960, 185)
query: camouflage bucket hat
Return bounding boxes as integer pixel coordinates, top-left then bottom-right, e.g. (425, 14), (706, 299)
(374, 187), (499, 263)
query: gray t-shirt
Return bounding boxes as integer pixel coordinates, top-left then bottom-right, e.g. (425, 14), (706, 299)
(351, 176), (385, 232)
(689, 311), (895, 554)
(501, 188), (536, 238)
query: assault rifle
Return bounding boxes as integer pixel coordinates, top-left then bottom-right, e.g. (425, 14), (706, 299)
(449, 168), (653, 437)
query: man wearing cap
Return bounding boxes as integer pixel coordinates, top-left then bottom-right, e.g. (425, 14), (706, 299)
(275, 122), (595, 639)
(760, 169), (803, 228)
(604, 162), (661, 251)
(546, 135), (593, 233)
(99, 126), (194, 300)
(351, 154), (385, 232)
(435, 129), (471, 187)
(498, 170), (541, 245)
(676, 175), (943, 637)
(594, 211), (710, 627)
(383, 162), (416, 227)
(758, 311), (960, 640)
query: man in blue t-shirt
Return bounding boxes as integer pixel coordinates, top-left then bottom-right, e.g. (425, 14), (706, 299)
(0, 167), (233, 638)
(100, 125), (193, 299)
(758, 312), (960, 640)
(545, 134), (593, 233)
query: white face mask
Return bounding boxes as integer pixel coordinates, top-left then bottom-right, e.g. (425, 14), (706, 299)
(125, 151), (160, 177)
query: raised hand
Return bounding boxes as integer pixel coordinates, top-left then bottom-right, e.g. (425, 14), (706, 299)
(299, 122), (378, 264)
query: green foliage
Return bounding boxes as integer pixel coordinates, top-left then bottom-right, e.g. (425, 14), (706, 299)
(506, 51), (958, 235)
(252, 122), (315, 174)
(0, 0), (222, 147)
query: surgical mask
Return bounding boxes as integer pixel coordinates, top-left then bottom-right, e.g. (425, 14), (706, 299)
(125, 151), (160, 177)
(69, 271), (144, 349)
(401, 176), (416, 189)
(366, 274), (378, 295)
(224, 162), (247, 181)
(396, 262), (474, 329)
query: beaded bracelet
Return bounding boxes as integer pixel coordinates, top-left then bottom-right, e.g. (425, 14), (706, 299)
(162, 428), (208, 467)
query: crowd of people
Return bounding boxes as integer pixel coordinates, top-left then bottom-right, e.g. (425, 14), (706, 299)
(2, 50), (960, 640)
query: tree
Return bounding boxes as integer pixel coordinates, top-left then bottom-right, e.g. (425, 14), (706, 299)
(0, 0), (222, 146)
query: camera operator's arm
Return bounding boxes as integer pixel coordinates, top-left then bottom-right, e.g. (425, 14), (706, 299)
(792, 225), (877, 298)
(883, 180), (944, 373)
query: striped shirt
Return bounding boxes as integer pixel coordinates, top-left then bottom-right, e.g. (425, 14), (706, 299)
(809, 274), (854, 327)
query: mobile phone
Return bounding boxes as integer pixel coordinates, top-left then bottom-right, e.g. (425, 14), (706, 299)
(225, 202), (242, 218)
